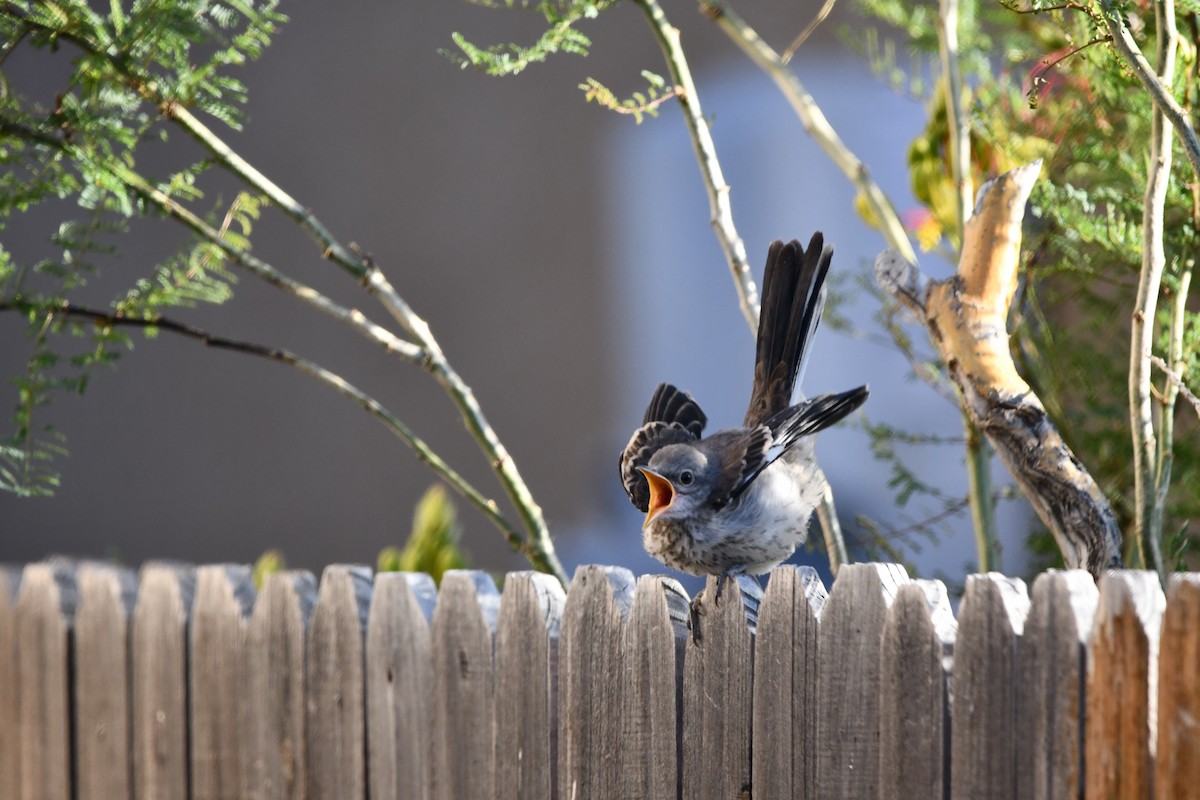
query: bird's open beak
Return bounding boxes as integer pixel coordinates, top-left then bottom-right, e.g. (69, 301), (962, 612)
(637, 467), (675, 529)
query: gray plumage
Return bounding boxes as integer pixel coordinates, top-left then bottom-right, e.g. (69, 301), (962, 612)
(619, 234), (868, 577)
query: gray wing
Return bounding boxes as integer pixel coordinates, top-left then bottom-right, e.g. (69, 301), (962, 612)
(620, 384), (707, 511)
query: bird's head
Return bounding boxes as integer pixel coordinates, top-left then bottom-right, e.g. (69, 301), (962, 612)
(637, 444), (712, 529)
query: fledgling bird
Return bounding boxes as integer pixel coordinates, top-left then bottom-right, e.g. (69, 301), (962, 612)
(619, 234), (867, 587)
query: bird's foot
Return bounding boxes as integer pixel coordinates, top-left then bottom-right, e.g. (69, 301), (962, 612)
(688, 593), (705, 645)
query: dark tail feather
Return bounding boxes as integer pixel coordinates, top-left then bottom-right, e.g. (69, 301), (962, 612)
(769, 384), (869, 445)
(746, 234), (833, 425)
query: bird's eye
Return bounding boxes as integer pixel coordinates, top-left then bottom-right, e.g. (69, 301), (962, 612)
(679, 469), (695, 486)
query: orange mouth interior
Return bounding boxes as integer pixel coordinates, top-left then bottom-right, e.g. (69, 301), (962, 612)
(639, 468), (675, 529)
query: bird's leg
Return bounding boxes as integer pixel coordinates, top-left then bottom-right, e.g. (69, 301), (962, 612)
(689, 594), (705, 645)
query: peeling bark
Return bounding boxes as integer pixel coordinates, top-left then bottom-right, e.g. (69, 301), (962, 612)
(875, 162), (1123, 576)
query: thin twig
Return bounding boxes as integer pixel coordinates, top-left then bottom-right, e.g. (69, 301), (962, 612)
(938, 0), (972, 234)
(1099, 0), (1200, 178)
(633, 0), (760, 331)
(781, 0), (838, 63)
(698, 0), (919, 266)
(1151, 354), (1200, 418)
(1128, 0), (1176, 579)
(0, 299), (533, 556)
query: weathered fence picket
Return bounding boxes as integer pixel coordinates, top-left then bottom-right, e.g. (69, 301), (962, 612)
(131, 563), (192, 800)
(1, 559), (1198, 799)
(432, 570), (499, 800)
(249, 569), (315, 800)
(75, 564), (136, 800)
(952, 573), (1030, 800)
(1017, 569), (1096, 800)
(307, 565), (371, 800)
(752, 565), (824, 799)
(816, 562), (906, 798)
(1086, 571), (1165, 799)
(494, 571), (563, 800)
(0, 566), (21, 800)
(1157, 574), (1200, 799)
(879, 579), (954, 800)
(17, 562), (75, 800)
(682, 575), (758, 800)
(366, 571), (436, 800)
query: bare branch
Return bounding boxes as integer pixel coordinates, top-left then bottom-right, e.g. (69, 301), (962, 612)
(0, 299), (534, 558)
(633, 0), (761, 330)
(698, 0), (919, 266)
(1099, 0), (1200, 178)
(876, 163), (1124, 576)
(781, 0), (838, 62)
(1151, 354), (1200, 419)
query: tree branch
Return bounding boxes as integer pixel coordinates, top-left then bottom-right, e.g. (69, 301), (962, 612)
(0, 299), (539, 560)
(875, 163), (1124, 576)
(1099, 0), (1200, 178)
(1128, 0), (1176, 581)
(632, 0), (760, 331)
(697, 0), (919, 266)
(1151, 354), (1200, 419)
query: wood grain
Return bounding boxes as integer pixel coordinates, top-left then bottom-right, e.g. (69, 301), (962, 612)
(495, 571), (565, 800)
(366, 571), (437, 800)
(1157, 573), (1200, 800)
(306, 565), (371, 800)
(1017, 570), (1097, 800)
(431, 570), (501, 800)
(816, 562), (907, 798)
(753, 566), (826, 798)
(75, 564), (137, 800)
(1085, 570), (1164, 799)
(248, 570), (316, 800)
(557, 565), (634, 800)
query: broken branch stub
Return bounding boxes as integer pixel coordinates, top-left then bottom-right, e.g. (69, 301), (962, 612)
(874, 162), (1122, 576)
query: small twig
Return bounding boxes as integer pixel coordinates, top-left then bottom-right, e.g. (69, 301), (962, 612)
(1151, 355), (1200, 418)
(0, 299), (534, 557)
(1128, 0), (1176, 579)
(938, 0), (972, 235)
(1099, 0), (1200, 179)
(698, 0), (918, 267)
(632, 0), (760, 330)
(781, 0), (838, 62)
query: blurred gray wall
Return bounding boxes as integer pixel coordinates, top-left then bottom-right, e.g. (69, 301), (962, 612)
(0, 0), (1033, 579)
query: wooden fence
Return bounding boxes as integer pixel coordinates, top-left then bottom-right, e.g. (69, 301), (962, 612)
(0, 561), (1196, 800)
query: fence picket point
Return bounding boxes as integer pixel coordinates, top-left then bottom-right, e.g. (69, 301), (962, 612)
(16, 562), (77, 800)
(367, 572), (437, 800)
(432, 570), (500, 800)
(557, 564), (635, 800)
(1017, 569), (1096, 800)
(1086, 570), (1165, 799)
(495, 571), (565, 800)
(880, 579), (953, 800)
(0, 565), (22, 800)
(682, 574), (760, 800)
(623, 574), (690, 800)
(306, 564), (371, 800)
(1157, 573), (1200, 800)
(816, 562), (908, 798)
(951, 572), (1030, 800)
(190, 564), (255, 800)
(249, 569), (316, 800)
(75, 564), (137, 800)
(132, 563), (194, 800)
(754, 566), (826, 798)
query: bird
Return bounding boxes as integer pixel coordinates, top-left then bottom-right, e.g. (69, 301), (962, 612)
(619, 234), (868, 594)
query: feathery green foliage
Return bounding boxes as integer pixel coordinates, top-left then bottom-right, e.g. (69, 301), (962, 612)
(444, 0), (615, 76)
(0, 0), (285, 495)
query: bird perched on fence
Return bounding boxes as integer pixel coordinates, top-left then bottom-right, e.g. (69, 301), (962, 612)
(619, 234), (867, 595)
